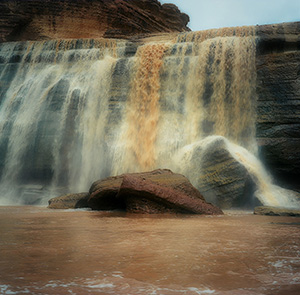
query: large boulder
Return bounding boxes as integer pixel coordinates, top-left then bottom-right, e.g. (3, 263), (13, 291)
(48, 192), (89, 209)
(173, 136), (256, 209)
(174, 136), (300, 209)
(0, 0), (190, 42)
(88, 175), (125, 211)
(88, 169), (179, 210)
(117, 175), (223, 214)
(88, 169), (223, 214)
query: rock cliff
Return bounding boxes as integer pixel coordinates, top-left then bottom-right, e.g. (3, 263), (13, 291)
(0, 0), (190, 42)
(256, 22), (300, 190)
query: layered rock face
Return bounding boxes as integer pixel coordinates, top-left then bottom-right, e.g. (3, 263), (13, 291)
(256, 22), (300, 190)
(0, 0), (190, 42)
(254, 206), (300, 217)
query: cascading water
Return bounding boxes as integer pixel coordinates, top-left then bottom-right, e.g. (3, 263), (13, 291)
(0, 27), (297, 207)
(0, 39), (126, 203)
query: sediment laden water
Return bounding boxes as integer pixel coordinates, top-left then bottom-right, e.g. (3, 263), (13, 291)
(1, 207), (300, 295)
(0, 27), (293, 207)
(123, 43), (170, 170)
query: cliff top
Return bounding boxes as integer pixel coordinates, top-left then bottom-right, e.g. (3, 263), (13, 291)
(0, 0), (190, 42)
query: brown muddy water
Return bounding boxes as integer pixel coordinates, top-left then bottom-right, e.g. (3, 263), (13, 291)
(0, 207), (299, 295)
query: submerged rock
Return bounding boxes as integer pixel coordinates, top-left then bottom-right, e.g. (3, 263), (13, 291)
(48, 193), (89, 209)
(88, 169), (223, 214)
(254, 206), (300, 217)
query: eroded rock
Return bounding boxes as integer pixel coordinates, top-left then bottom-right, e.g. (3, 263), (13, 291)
(0, 0), (190, 42)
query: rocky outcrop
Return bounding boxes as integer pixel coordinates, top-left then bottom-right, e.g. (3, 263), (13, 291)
(256, 22), (300, 191)
(173, 137), (256, 209)
(88, 169), (223, 214)
(0, 0), (190, 42)
(254, 206), (300, 217)
(48, 192), (89, 209)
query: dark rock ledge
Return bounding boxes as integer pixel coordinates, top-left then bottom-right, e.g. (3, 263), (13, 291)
(254, 206), (300, 217)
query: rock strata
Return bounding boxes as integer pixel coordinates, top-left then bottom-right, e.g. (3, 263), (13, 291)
(0, 0), (190, 42)
(256, 22), (300, 190)
(174, 137), (256, 209)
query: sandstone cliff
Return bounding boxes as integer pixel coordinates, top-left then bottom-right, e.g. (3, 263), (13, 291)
(0, 0), (190, 42)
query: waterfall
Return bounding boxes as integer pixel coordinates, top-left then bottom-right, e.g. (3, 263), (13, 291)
(0, 27), (295, 207)
(0, 39), (127, 203)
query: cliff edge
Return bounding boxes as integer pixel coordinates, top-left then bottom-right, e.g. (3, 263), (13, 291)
(0, 0), (190, 42)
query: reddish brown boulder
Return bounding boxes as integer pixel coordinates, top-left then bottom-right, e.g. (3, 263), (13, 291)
(118, 175), (223, 214)
(88, 170), (174, 210)
(88, 169), (188, 210)
(88, 169), (223, 214)
(88, 175), (126, 211)
(0, 0), (190, 42)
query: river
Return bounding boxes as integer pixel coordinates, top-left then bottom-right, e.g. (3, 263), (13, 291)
(0, 207), (299, 295)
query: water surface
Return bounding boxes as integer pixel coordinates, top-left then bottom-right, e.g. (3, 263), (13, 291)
(0, 207), (299, 294)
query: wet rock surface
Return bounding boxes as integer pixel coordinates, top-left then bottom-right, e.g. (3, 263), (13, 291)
(48, 192), (89, 209)
(254, 206), (300, 217)
(174, 137), (256, 209)
(0, 0), (190, 42)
